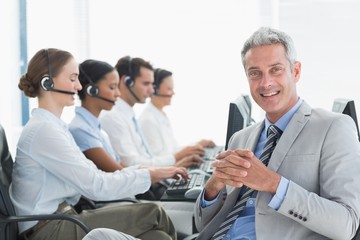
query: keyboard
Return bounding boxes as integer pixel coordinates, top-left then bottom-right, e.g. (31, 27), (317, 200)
(203, 146), (224, 160)
(188, 160), (214, 173)
(166, 174), (206, 196)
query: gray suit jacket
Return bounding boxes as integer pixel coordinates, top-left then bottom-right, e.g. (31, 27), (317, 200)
(195, 101), (360, 240)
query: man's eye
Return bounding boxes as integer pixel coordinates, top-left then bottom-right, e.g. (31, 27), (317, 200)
(271, 67), (283, 74)
(248, 71), (261, 79)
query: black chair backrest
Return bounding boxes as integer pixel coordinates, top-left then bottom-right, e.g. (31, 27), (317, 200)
(0, 124), (18, 239)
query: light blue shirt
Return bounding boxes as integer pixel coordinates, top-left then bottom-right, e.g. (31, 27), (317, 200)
(69, 106), (121, 162)
(203, 99), (303, 239)
(9, 108), (151, 233)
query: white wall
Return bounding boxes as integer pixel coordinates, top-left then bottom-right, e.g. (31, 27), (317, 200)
(0, 0), (21, 156)
(280, 0), (360, 112)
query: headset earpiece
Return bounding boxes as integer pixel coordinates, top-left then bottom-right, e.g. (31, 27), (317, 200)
(86, 84), (99, 97)
(124, 75), (134, 88)
(153, 68), (163, 95)
(38, 49), (75, 95)
(124, 57), (134, 88)
(40, 75), (53, 91)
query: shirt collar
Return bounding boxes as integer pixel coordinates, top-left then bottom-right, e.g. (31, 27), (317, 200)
(32, 108), (68, 130)
(75, 106), (100, 130)
(264, 98), (304, 132)
(115, 98), (136, 119)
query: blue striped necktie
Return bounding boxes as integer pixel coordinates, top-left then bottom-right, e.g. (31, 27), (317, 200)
(211, 125), (283, 240)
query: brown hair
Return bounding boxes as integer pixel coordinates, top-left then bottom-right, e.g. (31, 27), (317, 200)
(18, 48), (74, 97)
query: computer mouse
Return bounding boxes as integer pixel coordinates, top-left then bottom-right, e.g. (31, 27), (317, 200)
(188, 169), (211, 177)
(184, 186), (203, 199)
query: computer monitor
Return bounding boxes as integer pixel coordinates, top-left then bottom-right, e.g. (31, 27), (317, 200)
(225, 94), (253, 150)
(332, 98), (360, 142)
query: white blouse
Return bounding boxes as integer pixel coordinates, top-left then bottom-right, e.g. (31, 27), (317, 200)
(139, 102), (179, 156)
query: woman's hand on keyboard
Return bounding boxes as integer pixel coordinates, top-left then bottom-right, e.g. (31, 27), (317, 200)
(197, 139), (216, 148)
(174, 145), (205, 161)
(147, 166), (189, 184)
(175, 154), (204, 168)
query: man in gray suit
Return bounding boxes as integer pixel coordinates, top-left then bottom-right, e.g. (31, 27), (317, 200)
(194, 27), (360, 239)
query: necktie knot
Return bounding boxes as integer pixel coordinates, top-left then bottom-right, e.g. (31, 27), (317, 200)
(267, 124), (282, 138)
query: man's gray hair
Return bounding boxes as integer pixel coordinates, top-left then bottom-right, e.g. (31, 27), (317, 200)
(241, 27), (297, 68)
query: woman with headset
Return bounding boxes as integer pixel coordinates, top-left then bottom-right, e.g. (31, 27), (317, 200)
(11, 48), (186, 240)
(139, 68), (216, 159)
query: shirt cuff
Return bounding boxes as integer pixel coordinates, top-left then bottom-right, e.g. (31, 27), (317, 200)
(268, 176), (289, 210)
(201, 189), (222, 208)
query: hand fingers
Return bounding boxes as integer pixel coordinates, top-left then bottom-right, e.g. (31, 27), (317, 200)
(205, 141), (216, 147)
(195, 147), (205, 155)
(234, 149), (254, 158)
(216, 150), (237, 159)
(175, 168), (189, 180)
(193, 155), (204, 164)
(213, 164), (248, 178)
(212, 170), (245, 188)
(212, 156), (251, 169)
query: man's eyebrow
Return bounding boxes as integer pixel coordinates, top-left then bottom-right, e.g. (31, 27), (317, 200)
(269, 62), (284, 67)
(247, 66), (260, 71)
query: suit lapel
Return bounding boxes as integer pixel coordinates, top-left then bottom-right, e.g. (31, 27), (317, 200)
(268, 102), (312, 172)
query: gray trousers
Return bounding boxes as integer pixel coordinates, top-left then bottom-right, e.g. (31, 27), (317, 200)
(82, 228), (139, 240)
(27, 202), (176, 240)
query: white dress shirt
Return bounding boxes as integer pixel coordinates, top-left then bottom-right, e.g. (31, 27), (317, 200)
(9, 108), (151, 233)
(138, 102), (179, 156)
(100, 98), (175, 167)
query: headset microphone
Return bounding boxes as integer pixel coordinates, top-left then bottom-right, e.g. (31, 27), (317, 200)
(40, 49), (76, 95)
(85, 83), (116, 105)
(80, 65), (116, 105)
(153, 94), (173, 98)
(152, 68), (173, 98)
(50, 88), (76, 95)
(95, 95), (116, 104)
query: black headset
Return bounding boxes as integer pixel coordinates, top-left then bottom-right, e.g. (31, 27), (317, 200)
(153, 68), (164, 95)
(39, 49), (75, 95)
(87, 84), (99, 97)
(124, 57), (134, 88)
(40, 49), (54, 91)
(79, 64), (115, 104)
(79, 66), (99, 97)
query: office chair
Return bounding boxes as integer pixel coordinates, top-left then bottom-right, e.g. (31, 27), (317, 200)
(353, 226), (360, 240)
(0, 124), (90, 239)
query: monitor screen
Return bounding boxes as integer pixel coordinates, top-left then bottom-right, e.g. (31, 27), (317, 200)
(332, 98), (360, 141)
(225, 94), (253, 150)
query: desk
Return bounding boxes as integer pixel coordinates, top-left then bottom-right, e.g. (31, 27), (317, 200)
(160, 192), (197, 202)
